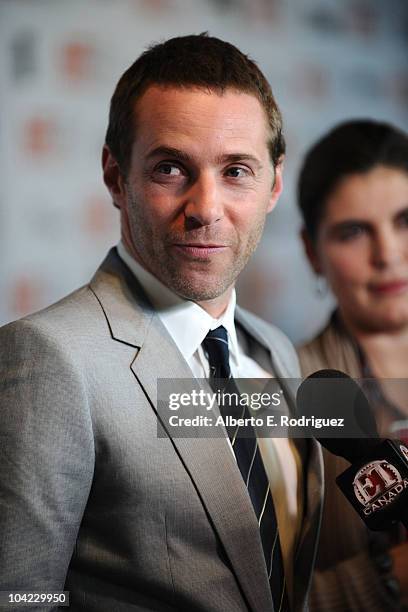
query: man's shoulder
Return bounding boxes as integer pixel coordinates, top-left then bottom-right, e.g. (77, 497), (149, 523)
(235, 306), (300, 378)
(0, 283), (103, 346)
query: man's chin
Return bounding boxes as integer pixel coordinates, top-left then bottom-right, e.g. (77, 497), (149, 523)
(168, 275), (234, 304)
(176, 286), (229, 303)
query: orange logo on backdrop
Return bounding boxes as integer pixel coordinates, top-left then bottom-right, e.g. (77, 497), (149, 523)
(24, 117), (56, 157)
(61, 42), (93, 82)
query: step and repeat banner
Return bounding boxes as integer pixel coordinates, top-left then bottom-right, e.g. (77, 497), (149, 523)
(1, 0), (407, 341)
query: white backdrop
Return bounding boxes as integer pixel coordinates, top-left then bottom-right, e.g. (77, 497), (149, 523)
(1, 0), (407, 342)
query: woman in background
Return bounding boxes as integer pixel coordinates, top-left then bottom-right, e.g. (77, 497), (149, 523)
(297, 119), (408, 611)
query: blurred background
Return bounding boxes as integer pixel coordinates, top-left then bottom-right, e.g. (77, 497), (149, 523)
(1, 0), (407, 343)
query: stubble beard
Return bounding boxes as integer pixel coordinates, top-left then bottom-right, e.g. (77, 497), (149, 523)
(127, 191), (267, 302)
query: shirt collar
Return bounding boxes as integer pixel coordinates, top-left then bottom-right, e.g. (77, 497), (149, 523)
(116, 241), (240, 366)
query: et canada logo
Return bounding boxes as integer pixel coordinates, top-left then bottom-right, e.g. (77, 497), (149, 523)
(353, 460), (408, 516)
(400, 444), (408, 462)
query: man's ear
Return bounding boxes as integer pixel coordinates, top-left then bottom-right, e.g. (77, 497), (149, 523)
(102, 145), (127, 210)
(267, 156), (284, 213)
(301, 227), (323, 275)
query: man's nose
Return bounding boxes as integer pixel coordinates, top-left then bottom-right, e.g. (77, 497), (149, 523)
(183, 173), (223, 228)
(372, 228), (404, 269)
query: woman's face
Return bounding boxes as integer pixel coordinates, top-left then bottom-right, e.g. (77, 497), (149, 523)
(311, 165), (408, 333)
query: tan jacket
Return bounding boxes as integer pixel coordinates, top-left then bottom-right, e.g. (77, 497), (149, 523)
(298, 317), (404, 612)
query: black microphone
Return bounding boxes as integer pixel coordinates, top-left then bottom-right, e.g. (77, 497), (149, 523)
(296, 368), (379, 460)
(297, 369), (408, 531)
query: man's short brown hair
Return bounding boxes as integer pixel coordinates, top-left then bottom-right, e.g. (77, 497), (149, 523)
(105, 33), (285, 175)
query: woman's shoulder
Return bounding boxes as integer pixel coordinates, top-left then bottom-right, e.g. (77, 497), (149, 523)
(297, 314), (361, 378)
(297, 323), (332, 377)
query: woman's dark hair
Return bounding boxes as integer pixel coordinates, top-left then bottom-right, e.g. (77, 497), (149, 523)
(298, 119), (408, 241)
(105, 33), (285, 176)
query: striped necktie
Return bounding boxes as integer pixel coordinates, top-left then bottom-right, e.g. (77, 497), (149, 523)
(202, 326), (289, 612)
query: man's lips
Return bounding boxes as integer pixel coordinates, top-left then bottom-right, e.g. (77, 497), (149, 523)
(172, 243), (228, 258)
(369, 280), (408, 295)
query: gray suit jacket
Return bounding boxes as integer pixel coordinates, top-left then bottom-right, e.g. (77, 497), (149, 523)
(0, 249), (323, 612)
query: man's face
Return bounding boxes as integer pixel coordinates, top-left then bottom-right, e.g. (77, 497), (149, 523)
(103, 85), (283, 313)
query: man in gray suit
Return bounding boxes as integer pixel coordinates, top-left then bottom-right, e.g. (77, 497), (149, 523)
(0, 35), (323, 611)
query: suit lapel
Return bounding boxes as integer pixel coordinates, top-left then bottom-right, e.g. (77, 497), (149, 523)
(90, 250), (274, 612)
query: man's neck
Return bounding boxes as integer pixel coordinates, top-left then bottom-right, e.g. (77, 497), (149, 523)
(196, 289), (234, 319)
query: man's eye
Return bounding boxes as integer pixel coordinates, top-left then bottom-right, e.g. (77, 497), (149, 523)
(225, 166), (249, 178)
(156, 163), (183, 176)
(337, 225), (366, 241)
(396, 211), (408, 228)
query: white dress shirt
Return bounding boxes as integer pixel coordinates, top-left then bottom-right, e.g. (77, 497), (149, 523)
(117, 241), (300, 594)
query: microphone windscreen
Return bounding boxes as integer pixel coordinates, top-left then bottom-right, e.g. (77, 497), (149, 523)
(296, 368), (380, 462)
